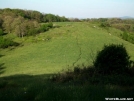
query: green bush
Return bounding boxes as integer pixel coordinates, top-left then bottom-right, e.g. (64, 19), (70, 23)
(100, 22), (110, 27)
(38, 24), (49, 33)
(38, 23), (53, 33)
(27, 28), (38, 36)
(0, 29), (3, 36)
(121, 32), (134, 44)
(47, 22), (53, 28)
(0, 36), (19, 48)
(94, 44), (131, 74)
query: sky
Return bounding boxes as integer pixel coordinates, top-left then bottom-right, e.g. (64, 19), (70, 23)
(0, 0), (134, 18)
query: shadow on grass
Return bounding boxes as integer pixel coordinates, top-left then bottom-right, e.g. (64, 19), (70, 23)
(0, 55), (5, 58)
(0, 73), (134, 101)
(0, 63), (6, 75)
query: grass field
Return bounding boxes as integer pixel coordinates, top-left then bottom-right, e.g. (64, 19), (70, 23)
(1, 22), (134, 76)
(0, 22), (134, 101)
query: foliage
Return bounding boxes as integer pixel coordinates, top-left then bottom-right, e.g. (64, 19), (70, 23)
(0, 29), (3, 36)
(94, 44), (131, 74)
(1, 15), (53, 37)
(100, 22), (110, 27)
(47, 22), (53, 28)
(0, 8), (69, 23)
(112, 24), (134, 33)
(69, 18), (81, 22)
(27, 28), (38, 36)
(121, 32), (134, 44)
(0, 36), (19, 48)
(37, 23), (53, 33)
(0, 8), (69, 38)
(44, 14), (69, 22)
(0, 18), (3, 28)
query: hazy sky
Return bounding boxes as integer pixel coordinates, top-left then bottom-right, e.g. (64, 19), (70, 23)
(0, 0), (134, 18)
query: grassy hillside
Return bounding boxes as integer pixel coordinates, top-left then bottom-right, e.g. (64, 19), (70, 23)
(0, 22), (134, 77)
(0, 22), (134, 101)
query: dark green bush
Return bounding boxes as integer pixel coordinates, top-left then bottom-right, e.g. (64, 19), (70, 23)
(121, 32), (134, 44)
(27, 28), (38, 36)
(94, 44), (131, 74)
(0, 36), (19, 48)
(0, 29), (3, 36)
(38, 24), (50, 33)
(47, 22), (53, 28)
(39, 23), (53, 32)
(100, 22), (110, 27)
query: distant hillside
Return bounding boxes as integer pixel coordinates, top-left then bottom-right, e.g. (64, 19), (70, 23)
(120, 16), (134, 19)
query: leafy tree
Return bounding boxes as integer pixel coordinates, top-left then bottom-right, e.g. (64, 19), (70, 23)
(0, 8), (67, 37)
(20, 21), (27, 38)
(43, 14), (69, 22)
(31, 11), (43, 22)
(13, 16), (25, 37)
(94, 44), (131, 74)
(2, 16), (14, 33)
(0, 8), (69, 23)
(44, 14), (54, 22)
(32, 21), (40, 28)
(98, 18), (108, 22)
(100, 22), (110, 27)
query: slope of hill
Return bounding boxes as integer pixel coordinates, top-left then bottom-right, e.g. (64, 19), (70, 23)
(0, 22), (134, 77)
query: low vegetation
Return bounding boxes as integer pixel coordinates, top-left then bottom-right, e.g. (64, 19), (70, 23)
(0, 36), (19, 48)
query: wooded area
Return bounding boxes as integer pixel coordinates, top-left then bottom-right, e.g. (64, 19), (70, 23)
(0, 8), (69, 37)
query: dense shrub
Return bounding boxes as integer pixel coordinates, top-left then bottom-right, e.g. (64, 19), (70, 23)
(47, 22), (53, 28)
(121, 32), (134, 44)
(38, 23), (53, 33)
(100, 22), (110, 27)
(0, 36), (19, 48)
(94, 44), (131, 74)
(27, 28), (38, 36)
(0, 29), (3, 36)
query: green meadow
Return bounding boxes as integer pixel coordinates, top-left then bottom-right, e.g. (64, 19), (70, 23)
(0, 22), (134, 101)
(1, 22), (134, 76)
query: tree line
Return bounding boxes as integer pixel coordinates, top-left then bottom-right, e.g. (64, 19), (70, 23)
(0, 8), (69, 22)
(1, 8), (67, 48)
(0, 8), (70, 37)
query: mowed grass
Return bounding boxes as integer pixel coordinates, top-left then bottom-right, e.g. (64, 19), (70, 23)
(0, 22), (134, 77)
